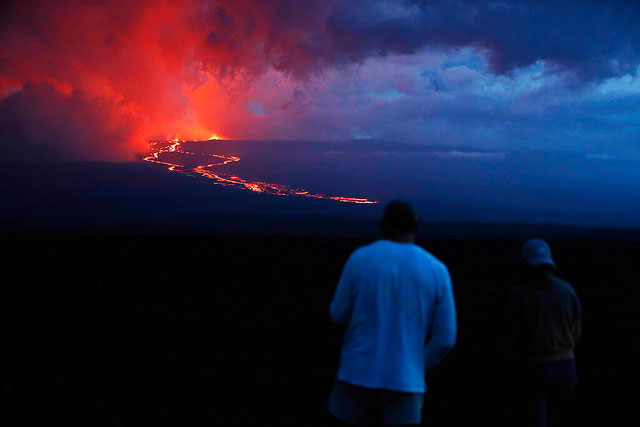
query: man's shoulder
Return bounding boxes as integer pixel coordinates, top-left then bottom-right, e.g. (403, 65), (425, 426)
(349, 241), (447, 269)
(420, 247), (445, 266)
(349, 240), (380, 257)
(350, 239), (392, 255)
(408, 245), (448, 272)
(344, 242), (379, 267)
(549, 275), (577, 296)
(353, 240), (434, 256)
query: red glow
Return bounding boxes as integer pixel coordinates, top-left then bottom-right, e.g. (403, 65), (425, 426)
(144, 140), (377, 204)
(2, 1), (375, 205)
(0, 1), (340, 160)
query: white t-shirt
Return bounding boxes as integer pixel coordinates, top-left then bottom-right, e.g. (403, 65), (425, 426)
(330, 240), (457, 393)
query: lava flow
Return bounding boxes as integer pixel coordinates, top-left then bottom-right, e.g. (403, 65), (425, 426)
(143, 140), (377, 204)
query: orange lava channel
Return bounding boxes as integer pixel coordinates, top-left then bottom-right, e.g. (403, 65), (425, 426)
(143, 140), (377, 204)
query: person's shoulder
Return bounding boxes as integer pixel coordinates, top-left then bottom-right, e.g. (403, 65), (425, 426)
(410, 246), (450, 280)
(549, 274), (577, 295)
(356, 240), (383, 252)
(414, 245), (447, 268)
(347, 240), (382, 261)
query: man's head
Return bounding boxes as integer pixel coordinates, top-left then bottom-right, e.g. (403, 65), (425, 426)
(521, 238), (555, 267)
(380, 199), (419, 241)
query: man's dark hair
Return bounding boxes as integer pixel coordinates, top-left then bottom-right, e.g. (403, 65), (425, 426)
(380, 199), (419, 233)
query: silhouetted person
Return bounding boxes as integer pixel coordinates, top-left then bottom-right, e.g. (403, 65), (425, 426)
(504, 239), (581, 427)
(327, 199), (457, 426)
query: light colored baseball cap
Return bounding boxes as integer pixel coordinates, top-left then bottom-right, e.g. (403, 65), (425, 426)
(521, 238), (555, 267)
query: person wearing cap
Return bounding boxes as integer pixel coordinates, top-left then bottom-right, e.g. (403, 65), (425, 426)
(327, 199), (457, 426)
(504, 239), (581, 427)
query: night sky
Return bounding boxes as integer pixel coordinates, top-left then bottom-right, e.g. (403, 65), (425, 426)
(1, 1), (639, 227)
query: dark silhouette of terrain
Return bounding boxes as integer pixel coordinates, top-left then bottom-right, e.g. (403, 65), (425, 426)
(4, 229), (639, 425)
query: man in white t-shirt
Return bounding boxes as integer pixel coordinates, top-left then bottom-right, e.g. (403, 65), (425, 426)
(327, 199), (457, 426)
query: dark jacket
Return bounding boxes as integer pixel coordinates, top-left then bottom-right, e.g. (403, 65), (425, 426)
(504, 273), (581, 361)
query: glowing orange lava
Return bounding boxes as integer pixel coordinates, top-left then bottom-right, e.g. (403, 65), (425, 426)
(143, 140), (377, 204)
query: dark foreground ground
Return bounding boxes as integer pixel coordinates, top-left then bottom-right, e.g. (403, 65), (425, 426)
(4, 232), (639, 426)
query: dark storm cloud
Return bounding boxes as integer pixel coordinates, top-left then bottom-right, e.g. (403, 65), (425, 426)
(191, 0), (640, 81)
(317, 0), (640, 81)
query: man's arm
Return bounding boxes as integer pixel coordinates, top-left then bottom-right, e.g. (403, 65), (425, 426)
(424, 264), (457, 372)
(329, 256), (355, 324)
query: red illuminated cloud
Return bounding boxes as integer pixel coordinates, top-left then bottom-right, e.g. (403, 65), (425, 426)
(0, 0), (347, 161)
